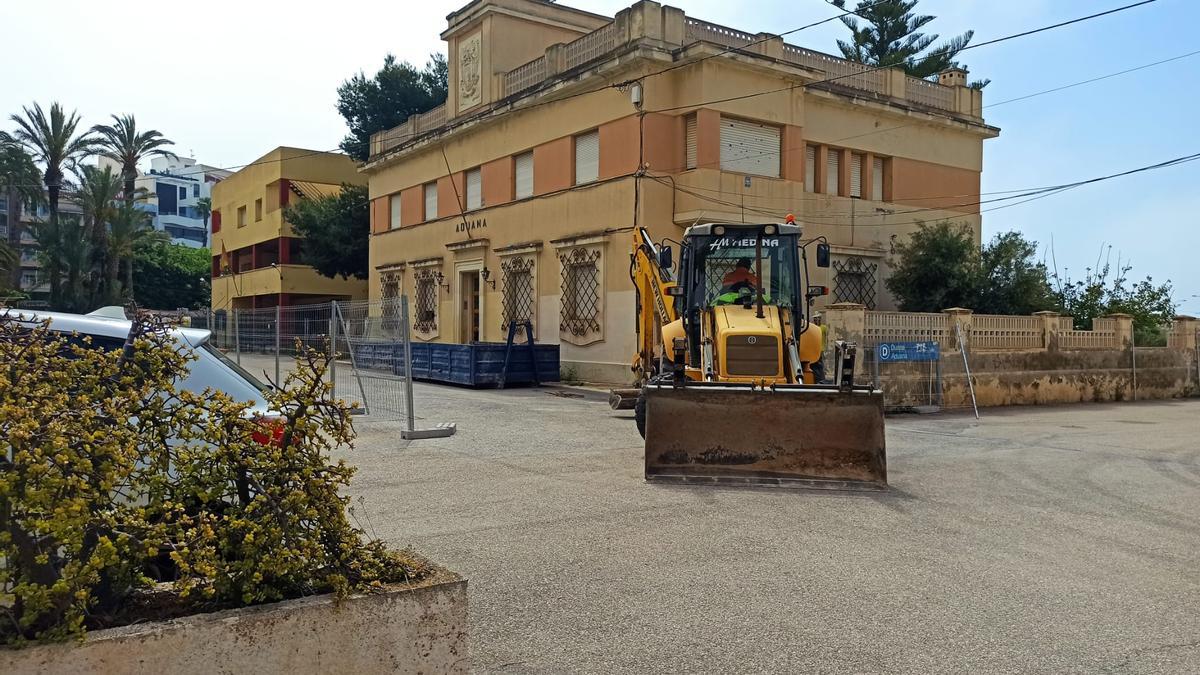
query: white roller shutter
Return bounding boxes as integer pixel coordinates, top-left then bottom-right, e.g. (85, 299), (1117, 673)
(719, 117), (780, 177)
(850, 153), (863, 198)
(872, 156), (885, 200)
(805, 145), (816, 192)
(466, 168), (482, 210)
(685, 114), (697, 169)
(424, 182), (438, 220)
(826, 149), (840, 195)
(574, 131), (599, 185)
(389, 193), (402, 229)
(515, 152), (534, 199)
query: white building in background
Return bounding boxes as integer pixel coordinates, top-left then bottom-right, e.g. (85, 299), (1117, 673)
(115, 156), (231, 248)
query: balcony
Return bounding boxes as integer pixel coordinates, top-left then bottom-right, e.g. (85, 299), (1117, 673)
(368, 2), (979, 161)
(212, 264), (364, 299)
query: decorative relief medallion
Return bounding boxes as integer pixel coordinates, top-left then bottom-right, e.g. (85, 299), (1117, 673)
(458, 32), (482, 111)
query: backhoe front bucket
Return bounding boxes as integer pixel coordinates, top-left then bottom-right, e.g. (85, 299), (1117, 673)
(643, 383), (887, 490)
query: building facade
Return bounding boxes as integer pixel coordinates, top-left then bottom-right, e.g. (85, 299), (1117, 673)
(210, 147), (367, 310)
(363, 0), (1000, 383)
(1, 196), (86, 303)
(107, 155), (231, 248)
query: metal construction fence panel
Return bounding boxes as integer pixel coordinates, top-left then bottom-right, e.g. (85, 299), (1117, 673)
(183, 299), (421, 425)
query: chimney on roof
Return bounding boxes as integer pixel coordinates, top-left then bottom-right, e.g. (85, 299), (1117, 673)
(938, 67), (968, 88)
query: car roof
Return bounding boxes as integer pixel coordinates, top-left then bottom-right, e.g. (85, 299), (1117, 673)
(1, 308), (211, 347)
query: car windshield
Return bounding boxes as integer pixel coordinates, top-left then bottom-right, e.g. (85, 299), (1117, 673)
(691, 233), (798, 308)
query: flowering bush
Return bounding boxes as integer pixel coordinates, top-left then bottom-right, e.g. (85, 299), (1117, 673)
(0, 312), (423, 645)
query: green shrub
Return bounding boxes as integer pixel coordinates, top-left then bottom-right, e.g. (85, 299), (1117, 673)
(0, 313), (424, 645)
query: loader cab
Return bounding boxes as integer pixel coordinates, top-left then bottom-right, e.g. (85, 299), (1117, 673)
(677, 223), (804, 367)
(684, 225), (802, 310)
(678, 224), (805, 305)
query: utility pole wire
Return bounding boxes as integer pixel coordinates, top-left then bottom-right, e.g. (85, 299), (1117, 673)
(649, 0), (1161, 113)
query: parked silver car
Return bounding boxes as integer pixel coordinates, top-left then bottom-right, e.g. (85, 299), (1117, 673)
(3, 307), (271, 416)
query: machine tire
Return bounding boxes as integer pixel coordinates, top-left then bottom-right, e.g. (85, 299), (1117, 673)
(635, 390), (647, 439)
(811, 359), (826, 384)
(635, 374), (671, 439)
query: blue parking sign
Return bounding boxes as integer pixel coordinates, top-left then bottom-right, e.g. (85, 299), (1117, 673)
(877, 341), (940, 362)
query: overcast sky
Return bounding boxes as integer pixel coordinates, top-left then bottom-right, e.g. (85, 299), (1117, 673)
(3, 0), (1198, 313)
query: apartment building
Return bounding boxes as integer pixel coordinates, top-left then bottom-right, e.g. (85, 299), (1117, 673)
(127, 155), (231, 247)
(210, 147), (367, 310)
(1, 196), (87, 303)
(363, 0), (1000, 382)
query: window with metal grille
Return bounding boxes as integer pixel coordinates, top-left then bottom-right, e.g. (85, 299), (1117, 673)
(501, 256), (535, 334)
(850, 153), (864, 198)
(685, 114), (697, 169)
(719, 117), (780, 177)
(380, 272), (402, 335)
(826, 148), (840, 195)
(833, 257), (878, 310)
(466, 168), (482, 210)
(805, 145), (816, 192)
(559, 247), (601, 336)
(413, 268), (440, 334)
(872, 156), (885, 200)
(515, 152), (534, 199)
(574, 130), (599, 185)
(389, 193), (402, 229)
(424, 182), (438, 220)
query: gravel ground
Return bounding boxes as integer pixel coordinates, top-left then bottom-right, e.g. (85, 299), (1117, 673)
(240, 350), (1199, 674)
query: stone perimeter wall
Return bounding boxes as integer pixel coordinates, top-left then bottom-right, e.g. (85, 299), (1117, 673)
(821, 304), (1200, 409)
(881, 347), (1198, 408)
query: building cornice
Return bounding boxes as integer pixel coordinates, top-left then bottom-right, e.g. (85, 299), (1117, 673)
(446, 238), (490, 252)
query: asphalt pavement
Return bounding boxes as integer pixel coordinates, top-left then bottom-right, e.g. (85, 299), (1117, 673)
(340, 382), (1199, 674)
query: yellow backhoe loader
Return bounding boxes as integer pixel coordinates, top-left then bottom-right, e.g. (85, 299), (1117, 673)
(610, 218), (887, 490)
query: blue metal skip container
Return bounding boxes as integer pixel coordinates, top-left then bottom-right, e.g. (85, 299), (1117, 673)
(345, 340), (559, 387)
(407, 341), (560, 386)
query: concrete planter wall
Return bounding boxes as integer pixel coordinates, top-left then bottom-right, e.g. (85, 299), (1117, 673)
(2, 572), (468, 675)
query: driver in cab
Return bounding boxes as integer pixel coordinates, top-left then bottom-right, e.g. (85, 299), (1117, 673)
(715, 258), (762, 305)
(722, 258), (759, 290)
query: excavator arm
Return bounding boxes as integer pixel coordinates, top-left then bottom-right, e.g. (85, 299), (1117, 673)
(610, 228), (680, 410)
(630, 226), (680, 381)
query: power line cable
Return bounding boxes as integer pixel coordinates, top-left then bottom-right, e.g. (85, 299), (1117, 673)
(42, 0), (1153, 183)
(637, 46), (1200, 178)
(614, 0), (896, 86)
(648, 150), (1200, 227)
(820, 0), (1159, 89)
(368, 1), (895, 160)
(823, 48), (1200, 146)
(403, 0), (1171, 224)
(648, 0), (1161, 114)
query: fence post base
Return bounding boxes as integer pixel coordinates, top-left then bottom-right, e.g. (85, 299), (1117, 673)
(401, 422), (458, 440)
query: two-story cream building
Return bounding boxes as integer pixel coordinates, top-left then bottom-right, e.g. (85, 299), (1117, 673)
(211, 147), (367, 310)
(363, 0), (999, 383)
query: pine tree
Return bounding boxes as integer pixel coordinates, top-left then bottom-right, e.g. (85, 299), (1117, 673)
(832, 0), (988, 87)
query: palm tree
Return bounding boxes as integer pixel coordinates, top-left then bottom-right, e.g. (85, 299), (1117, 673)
(91, 114), (175, 203)
(0, 240), (17, 292)
(1, 103), (97, 308)
(0, 142), (44, 290)
(109, 199), (166, 300)
(56, 215), (91, 312)
(195, 196), (212, 247)
(72, 164), (123, 304)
